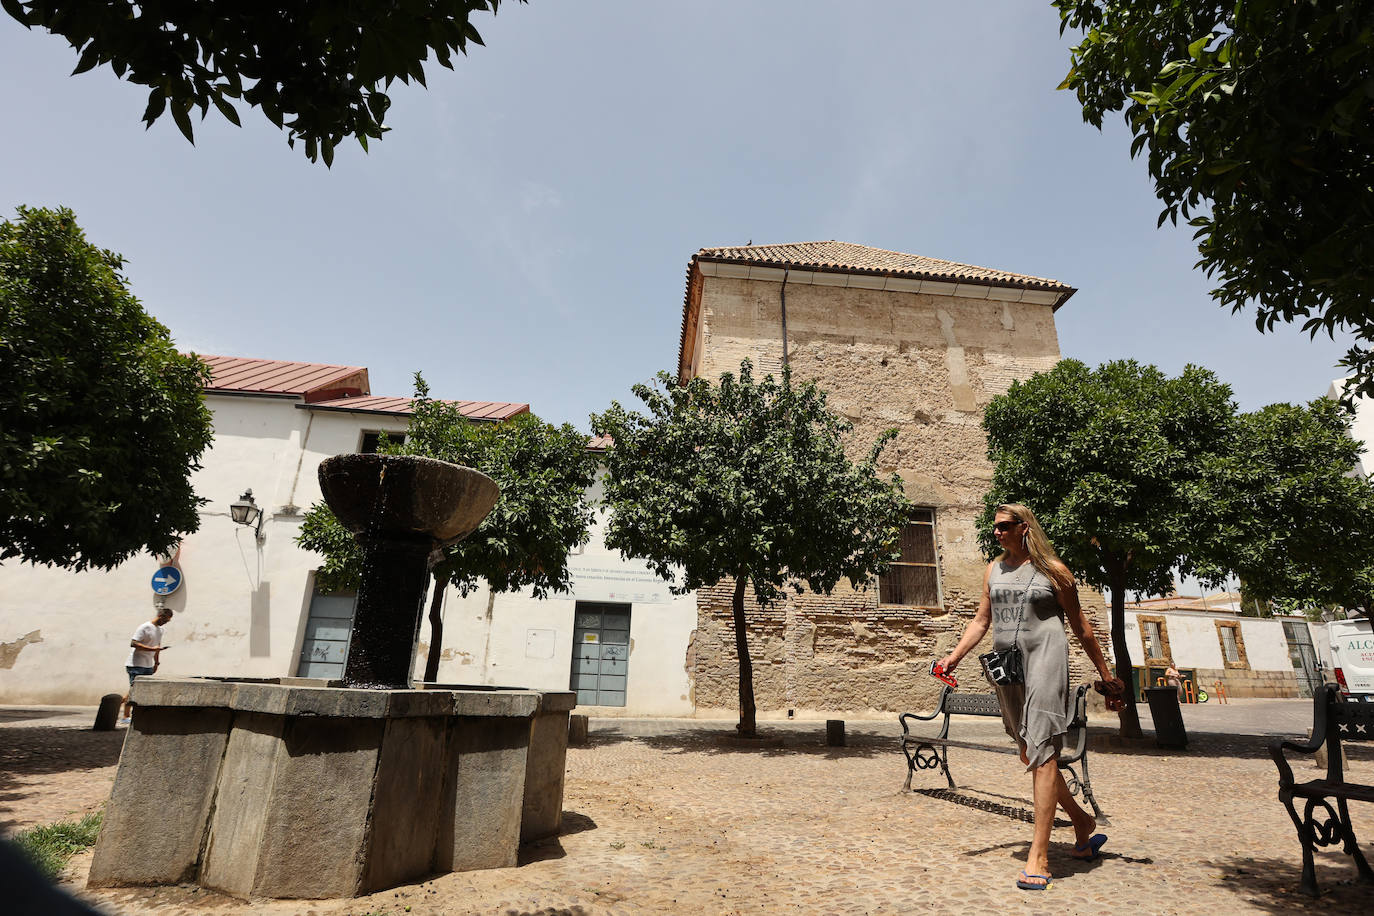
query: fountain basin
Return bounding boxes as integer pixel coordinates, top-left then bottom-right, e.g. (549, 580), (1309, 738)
(89, 677), (574, 898)
(319, 453), (499, 543)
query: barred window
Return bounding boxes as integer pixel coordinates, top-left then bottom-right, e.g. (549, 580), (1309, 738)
(878, 508), (940, 607)
(1144, 621), (1165, 659)
(1220, 625), (1240, 663)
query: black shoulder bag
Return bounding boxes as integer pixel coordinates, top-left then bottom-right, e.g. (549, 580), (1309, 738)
(979, 565), (1034, 686)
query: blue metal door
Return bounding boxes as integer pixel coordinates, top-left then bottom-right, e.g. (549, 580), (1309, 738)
(570, 602), (630, 707)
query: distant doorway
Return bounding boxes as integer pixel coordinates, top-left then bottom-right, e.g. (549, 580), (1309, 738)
(570, 602), (630, 707)
(297, 587), (356, 679)
(1283, 620), (1323, 698)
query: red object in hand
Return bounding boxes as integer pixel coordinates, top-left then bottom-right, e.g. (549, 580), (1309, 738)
(1094, 679), (1125, 711)
(930, 660), (958, 689)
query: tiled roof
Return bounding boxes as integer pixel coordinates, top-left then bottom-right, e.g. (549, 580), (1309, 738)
(304, 395), (529, 422)
(199, 354), (528, 420)
(586, 434), (614, 451)
(695, 241), (1073, 292)
(679, 241), (1076, 382)
(200, 355), (369, 403)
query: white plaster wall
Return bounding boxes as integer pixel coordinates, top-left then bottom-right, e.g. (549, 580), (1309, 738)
(0, 395), (407, 704)
(1123, 609), (1305, 672)
(427, 474), (698, 716)
(1, 409), (699, 712)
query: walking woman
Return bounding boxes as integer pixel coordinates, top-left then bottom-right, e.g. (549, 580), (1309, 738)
(937, 503), (1124, 891)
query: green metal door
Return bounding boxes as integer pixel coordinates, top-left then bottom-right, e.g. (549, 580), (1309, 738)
(297, 589), (355, 679)
(570, 602), (630, 707)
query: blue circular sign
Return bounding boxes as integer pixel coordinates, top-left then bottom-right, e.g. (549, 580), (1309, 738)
(151, 566), (182, 596)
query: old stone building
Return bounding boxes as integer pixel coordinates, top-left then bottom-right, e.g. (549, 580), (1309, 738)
(677, 241), (1109, 715)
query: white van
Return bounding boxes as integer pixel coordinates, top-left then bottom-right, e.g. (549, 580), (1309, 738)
(1328, 617), (1374, 700)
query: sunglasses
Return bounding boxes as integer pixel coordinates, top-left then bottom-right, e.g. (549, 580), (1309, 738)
(992, 520), (1022, 533)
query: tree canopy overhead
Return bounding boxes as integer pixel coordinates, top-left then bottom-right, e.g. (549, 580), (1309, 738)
(591, 361), (912, 736)
(1054, 1), (1374, 398)
(3, 0), (520, 164)
(297, 373), (596, 680)
(0, 205), (213, 570)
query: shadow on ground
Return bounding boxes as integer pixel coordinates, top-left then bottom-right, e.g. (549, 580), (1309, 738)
(1209, 853), (1374, 911)
(0, 724), (124, 833)
(582, 726), (891, 759)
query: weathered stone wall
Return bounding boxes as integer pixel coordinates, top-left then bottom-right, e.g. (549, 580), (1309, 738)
(690, 274), (1109, 715)
(1193, 666), (1301, 699)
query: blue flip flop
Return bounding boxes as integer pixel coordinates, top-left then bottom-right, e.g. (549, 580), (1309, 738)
(1072, 833), (1109, 861)
(1016, 871), (1052, 890)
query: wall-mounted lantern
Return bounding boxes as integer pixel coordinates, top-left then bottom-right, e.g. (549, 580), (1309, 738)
(229, 489), (265, 541)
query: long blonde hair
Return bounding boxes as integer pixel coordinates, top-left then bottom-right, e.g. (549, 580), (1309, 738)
(996, 503), (1074, 592)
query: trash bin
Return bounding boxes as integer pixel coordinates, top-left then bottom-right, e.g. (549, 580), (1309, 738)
(1144, 686), (1188, 749)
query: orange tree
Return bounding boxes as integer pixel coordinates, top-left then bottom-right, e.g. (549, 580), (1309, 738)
(1, 206), (211, 570)
(591, 361), (911, 737)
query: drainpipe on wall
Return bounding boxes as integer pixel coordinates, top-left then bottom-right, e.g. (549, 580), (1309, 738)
(780, 268), (790, 368)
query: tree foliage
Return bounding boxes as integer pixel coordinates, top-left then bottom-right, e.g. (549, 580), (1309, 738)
(1055, 1), (1374, 399)
(983, 360), (1237, 736)
(1219, 398), (1374, 624)
(591, 361), (912, 736)
(983, 358), (1374, 732)
(297, 374), (596, 679)
(0, 205), (212, 570)
(3, 0), (521, 165)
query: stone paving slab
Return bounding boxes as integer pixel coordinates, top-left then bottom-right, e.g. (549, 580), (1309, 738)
(5, 703), (1374, 914)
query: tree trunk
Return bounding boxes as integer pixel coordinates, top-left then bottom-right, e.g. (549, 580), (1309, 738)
(423, 572), (449, 684)
(1107, 562), (1143, 739)
(732, 574), (757, 737)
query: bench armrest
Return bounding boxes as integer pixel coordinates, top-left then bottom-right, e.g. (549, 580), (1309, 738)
(899, 687), (952, 739)
(1269, 684), (1338, 787)
(1269, 737), (1318, 787)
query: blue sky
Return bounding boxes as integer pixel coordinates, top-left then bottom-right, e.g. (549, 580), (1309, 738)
(1, 1), (1354, 430)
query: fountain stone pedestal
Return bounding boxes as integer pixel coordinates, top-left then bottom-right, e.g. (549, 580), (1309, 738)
(88, 678), (574, 897)
(90, 455), (576, 898)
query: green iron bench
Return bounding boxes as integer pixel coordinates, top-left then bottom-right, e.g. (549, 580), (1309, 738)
(898, 683), (1106, 822)
(1271, 683), (1374, 896)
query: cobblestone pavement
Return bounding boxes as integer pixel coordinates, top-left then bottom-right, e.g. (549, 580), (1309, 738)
(4, 701), (1373, 915)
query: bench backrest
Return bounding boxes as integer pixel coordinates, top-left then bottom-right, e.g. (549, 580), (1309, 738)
(1313, 684), (1374, 782)
(944, 693), (1003, 717)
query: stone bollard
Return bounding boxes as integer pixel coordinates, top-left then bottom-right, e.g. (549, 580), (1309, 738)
(826, 719), (845, 747)
(1309, 728), (1349, 771)
(568, 714), (589, 746)
(93, 693), (123, 731)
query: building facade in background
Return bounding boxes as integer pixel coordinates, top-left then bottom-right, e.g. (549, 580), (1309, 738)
(1123, 593), (1325, 699)
(677, 241), (1107, 715)
(0, 356), (697, 713)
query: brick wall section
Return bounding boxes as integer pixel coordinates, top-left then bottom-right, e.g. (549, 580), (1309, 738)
(690, 274), (1109, 715)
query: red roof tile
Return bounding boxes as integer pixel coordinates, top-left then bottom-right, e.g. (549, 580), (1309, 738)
(304, 395), (530, 422)
(678, 241), (1077, 381)
(696, 241), (1073, 292)
(200, 355), (369, 402)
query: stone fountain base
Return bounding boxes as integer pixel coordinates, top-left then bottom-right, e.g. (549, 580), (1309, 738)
(88, 678), (574, 899)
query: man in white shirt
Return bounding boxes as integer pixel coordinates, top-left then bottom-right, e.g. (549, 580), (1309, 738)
(120, 607), (173, 723)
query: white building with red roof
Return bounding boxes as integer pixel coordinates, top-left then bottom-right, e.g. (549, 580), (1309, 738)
(0, 354), (695, 712)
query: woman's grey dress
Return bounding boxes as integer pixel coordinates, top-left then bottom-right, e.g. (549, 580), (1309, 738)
(986, 559), (1071, 770)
